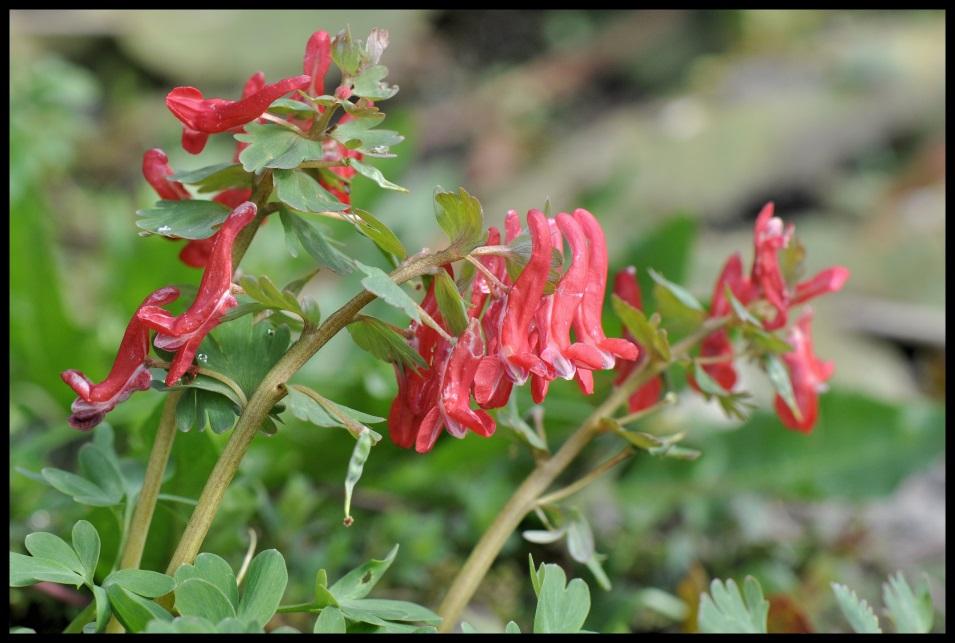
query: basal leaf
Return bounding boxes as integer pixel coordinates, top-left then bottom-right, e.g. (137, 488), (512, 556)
(533, 563), (591, 633)
(831, 583), (881, 634)
(329, 545), (399, 602)
(236, 550), (288, 628)
(697, 576), (768, 634)
(105, 569), (176, 598)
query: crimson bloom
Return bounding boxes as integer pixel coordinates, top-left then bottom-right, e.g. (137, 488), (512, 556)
(61, 287), (180, 430)
(166, 74), (310, 154)
(773, 311), (833, 433)
(137, 202), (257, 385)
(612, 267), (664, 413)
(749, 202), (850, 331)
(393, 207), (637, 453)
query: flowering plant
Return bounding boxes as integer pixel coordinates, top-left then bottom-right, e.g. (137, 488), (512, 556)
(11, 25), (852, 634)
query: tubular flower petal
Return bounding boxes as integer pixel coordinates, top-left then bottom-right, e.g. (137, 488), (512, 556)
(568, 208), (638, 367)
(499, 209), (552, 383)
(177, 187), (255, 268)
(611, 267), (664, 412)
(166, 75), (310, 154)
(773, 311), (833, 433)
(793, 266), (851, 305)
(62, 287), (180, 430)
(137, 202), (257, 385)
(142, 149), (190, 201)
(750, 202), (794, 330)
(304, 31), (332, 97)
(688, 253), (750, 393)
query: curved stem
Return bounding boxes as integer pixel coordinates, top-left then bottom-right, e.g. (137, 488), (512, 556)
(165, 247), (462, 574)
(435, 316), (729, 632)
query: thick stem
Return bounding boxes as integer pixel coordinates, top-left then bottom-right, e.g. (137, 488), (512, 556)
(164, 248), (461, 574)
(435, 317), (729, 631)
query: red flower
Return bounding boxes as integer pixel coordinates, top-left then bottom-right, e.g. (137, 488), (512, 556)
(62, 287), (180, 430)
(137, 202), (257, 385)
(304, 30), (332, 97)
(166, 74), (310, 154)
(773, 311), (833, 433)
(142, 149), (190, 201)
(749, 202), (850, 330)
(688, 252), (751, 393)
(612, 267), (664, 413)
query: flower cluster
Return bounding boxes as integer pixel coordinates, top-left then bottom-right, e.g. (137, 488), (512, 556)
(389, 208), (638, 453)
(62, 29), (360, 430)
(691, 202), (849, 432)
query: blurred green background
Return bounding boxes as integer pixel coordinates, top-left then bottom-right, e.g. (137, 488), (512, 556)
(9, 10), (945, 633)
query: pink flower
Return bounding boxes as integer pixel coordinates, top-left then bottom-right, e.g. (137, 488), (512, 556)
(166, 75), (310, 154)
(137, 202), (257, 385)
(773, 311), (833, 433)
(62, 287), (180, 430)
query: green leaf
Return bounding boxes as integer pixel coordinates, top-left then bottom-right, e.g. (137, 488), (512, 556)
(831, 583), (882, 634)
(145, 616), (219, 634)
(136, 199), (231, 240)
(724, 286), (761, 326)
(332, 111), (403, 157)
(284, 387), (384, 436)
(528, 554), (543, 599)
(460, 622), (478, 634)
(347, 317), (427, 371)
(273, 169), (349, 213)
(354, 262), (422, 322)
(350, 158), (406, 192)
(266, 98), (318, 119)
(9, 552), (85, 587)
(697, 576), (768, 634)
(434, 187), (484, 251)
(566, 511), (595, 565)
(505, 621), (522, 633)
(344, 432), (374, 524)
(314, 606), (347, 633)
(279, 208), (354, 274)
(349, 208), (407, 259)
(106, 584), (172, 633)
(92, 584), (110, 633)
(497, 395), (548, 452)
(882, 572), (934, 634)
(105, 569), (176, 598)
(239, 274), (306, 321)
(351, 65), (399, 100)
(611, 294), (671, 361)
(237, 549), (288, 628)
(522, 528), (566, 544)
(779, 233), (806, 287)
(234, 122), (326, 173)
(170, 163), (251, 194)
(338, 598), (441, 625)
(332, 26), (365, 76)
(175, 578), (236, 622)
(433, 271), (469, 336)
(71, 522), (100, 586)
(584, 555), (612, 592)
(743, 325), (793, 355)
(763, 354), (802, 422)
(78, 442), (125, 504)
(649, 268), (705, 334)
(533, 563), (591, 633)
(171, 317), (290, 434)
(194, 553), (240, 609)
(329, 545), (399, 602)
(24, 532), (84, 578)
(39, 468), (119, 507)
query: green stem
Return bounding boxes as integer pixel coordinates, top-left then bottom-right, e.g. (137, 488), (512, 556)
(104, 391), (183, 633)
(63, 601), (97, 634)
(435, 316), (729, 632)
(164, 247), (462, 575)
